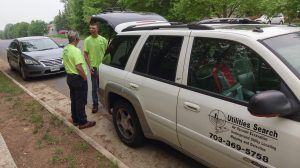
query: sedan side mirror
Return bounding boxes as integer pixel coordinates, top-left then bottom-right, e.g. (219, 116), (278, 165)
(59, 44), (65, 48)
(248, 90), (293, 117)
(10, 48), (19, 53)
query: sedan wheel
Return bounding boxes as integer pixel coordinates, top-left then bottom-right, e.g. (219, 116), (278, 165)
(20, 65), (28, 80)
(7, 58), (14, 71)
(113, 100), (144, 147)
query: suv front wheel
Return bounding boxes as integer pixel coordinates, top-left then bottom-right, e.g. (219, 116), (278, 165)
(113, 99), (144, 147)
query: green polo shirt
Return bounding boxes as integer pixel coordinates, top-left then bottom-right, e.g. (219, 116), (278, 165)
(84, 35), (108, 69)
(63, 44), (88, 75)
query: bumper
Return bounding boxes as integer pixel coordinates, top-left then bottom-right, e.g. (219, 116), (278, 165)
(23, 64), (65, 77)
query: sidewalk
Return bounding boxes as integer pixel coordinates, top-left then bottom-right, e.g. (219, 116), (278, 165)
(0, 133), (17, 168)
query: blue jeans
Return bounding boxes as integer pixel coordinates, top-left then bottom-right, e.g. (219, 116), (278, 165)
(91, 67), (99, 107)
(67, 74), (88, 125)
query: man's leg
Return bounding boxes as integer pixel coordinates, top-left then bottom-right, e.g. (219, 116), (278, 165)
(91, 67), (99, 113)
(73, 76), (87, 125)
(67, 75), (79, 125)
(77, 78), (96, 129)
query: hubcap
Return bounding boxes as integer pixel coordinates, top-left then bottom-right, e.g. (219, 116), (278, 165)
(116, 108), (135, 139)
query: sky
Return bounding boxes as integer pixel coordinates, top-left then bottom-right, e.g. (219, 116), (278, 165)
(0, 0), (64, 30)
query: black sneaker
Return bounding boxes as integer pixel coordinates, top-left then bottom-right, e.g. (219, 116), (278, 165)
(92, 106), (98, 113)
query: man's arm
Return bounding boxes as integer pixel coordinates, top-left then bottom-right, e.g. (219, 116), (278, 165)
(76, 64), (87, 80)
(84, 51), (93, 73)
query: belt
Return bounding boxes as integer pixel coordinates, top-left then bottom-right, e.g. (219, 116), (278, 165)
(67, 73), (80, 77)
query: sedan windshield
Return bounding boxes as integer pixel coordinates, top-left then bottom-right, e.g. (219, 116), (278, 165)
(20, 38), (59, 52)
(263, 32), (300, 78)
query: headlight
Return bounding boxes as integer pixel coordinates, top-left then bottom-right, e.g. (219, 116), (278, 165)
(24, 58), (39, 65)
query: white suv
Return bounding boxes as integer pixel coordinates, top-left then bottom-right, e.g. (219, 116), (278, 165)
(99, 23), (300, 168)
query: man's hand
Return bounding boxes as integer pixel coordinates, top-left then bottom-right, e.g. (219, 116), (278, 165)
(90, 67), (94, 75)
(76, 64), (88, 81)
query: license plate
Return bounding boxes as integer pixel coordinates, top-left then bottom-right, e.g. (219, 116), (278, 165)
(50, 66), (60, 72)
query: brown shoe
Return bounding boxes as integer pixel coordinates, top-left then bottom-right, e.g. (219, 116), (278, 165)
(68, 118), (79, 126)
(79, 121), (96, 129)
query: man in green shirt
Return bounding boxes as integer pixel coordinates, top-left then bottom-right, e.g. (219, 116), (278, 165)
(84, 23), (108, 113)
(63, 31), (96, 129)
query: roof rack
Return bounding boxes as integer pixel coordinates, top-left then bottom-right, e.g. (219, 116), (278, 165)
(198, 18), (261, 24)
(122, 23), (215, 32)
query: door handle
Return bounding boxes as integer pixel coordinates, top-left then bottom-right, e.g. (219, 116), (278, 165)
(184, 102), (200, 112)
(129, 83), (139, 90)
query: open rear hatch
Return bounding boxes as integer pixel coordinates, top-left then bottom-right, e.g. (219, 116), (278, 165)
(90, 9), (169, 34)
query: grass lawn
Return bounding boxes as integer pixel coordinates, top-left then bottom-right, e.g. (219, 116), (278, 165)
(0, 71), (118, 168)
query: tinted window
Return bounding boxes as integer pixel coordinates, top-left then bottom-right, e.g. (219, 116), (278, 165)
(103, 35), (140, 69)
(188, 38), (281, 102)
(134, 36), (183, 81)
(9, 42), (17, 49)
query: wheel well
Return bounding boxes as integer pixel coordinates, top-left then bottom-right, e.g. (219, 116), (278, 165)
(108, 92), (131, 110)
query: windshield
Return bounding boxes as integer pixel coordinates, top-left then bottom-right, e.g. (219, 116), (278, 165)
(20, 38), (59, 52)
(263, 32), (300, 78)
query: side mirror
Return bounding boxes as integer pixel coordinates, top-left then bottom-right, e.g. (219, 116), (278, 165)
(59, 44), (65, 48)
(248, 90), (293, 117)
(10, 48), (19, 53)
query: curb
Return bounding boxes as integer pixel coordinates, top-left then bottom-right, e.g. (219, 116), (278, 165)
(1, 70), (129, 168)
(0, 133), (17, 168)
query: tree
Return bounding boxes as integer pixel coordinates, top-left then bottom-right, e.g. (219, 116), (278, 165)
(67, 0), (87, 33)
(28, 20), (48, 36)
(14, 22), (30, 38)
(4, 24), (14, 39)
(121, 0), (173, 17)
(54, 10), (69, 31)
(169, 0), (211, 22)
(0, 30), (4, 39)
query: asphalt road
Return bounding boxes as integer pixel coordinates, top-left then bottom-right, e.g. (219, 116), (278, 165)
(0, 38), (205, 168)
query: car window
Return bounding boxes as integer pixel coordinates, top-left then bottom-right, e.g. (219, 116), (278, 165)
(187, 37), (281, 102)
(134, 35), (183, 82)
(262, 32), (300, 79)
(20, 38), (59, 52)
(9, 42), (17, 49)
(103, 35), (140, 69)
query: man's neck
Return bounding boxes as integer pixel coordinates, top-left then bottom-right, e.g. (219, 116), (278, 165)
(69, 42), (77, 46)
(91, 34), (98, 38)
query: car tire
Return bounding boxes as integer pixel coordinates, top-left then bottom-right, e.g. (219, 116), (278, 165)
(113, 99), (144, 147)
(7, 57), (15, 71)
(20, 64), (28, 81)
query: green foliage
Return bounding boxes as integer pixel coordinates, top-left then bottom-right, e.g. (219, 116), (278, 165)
(53, 0), (300, 35)
(0, 30), (4, 39)
(169, 0), (211, 22)
(67, 0), (87, 33)
(28, 20), (48, 36)
(2, 20), (47, 39)
(13, 22), (30, 38)
(54, 10), (69, 31)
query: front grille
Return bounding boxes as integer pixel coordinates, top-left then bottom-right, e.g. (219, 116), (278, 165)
(40, 58), (62, 66)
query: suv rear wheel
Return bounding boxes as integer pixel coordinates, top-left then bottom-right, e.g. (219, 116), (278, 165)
(113, 99), (144, 147)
